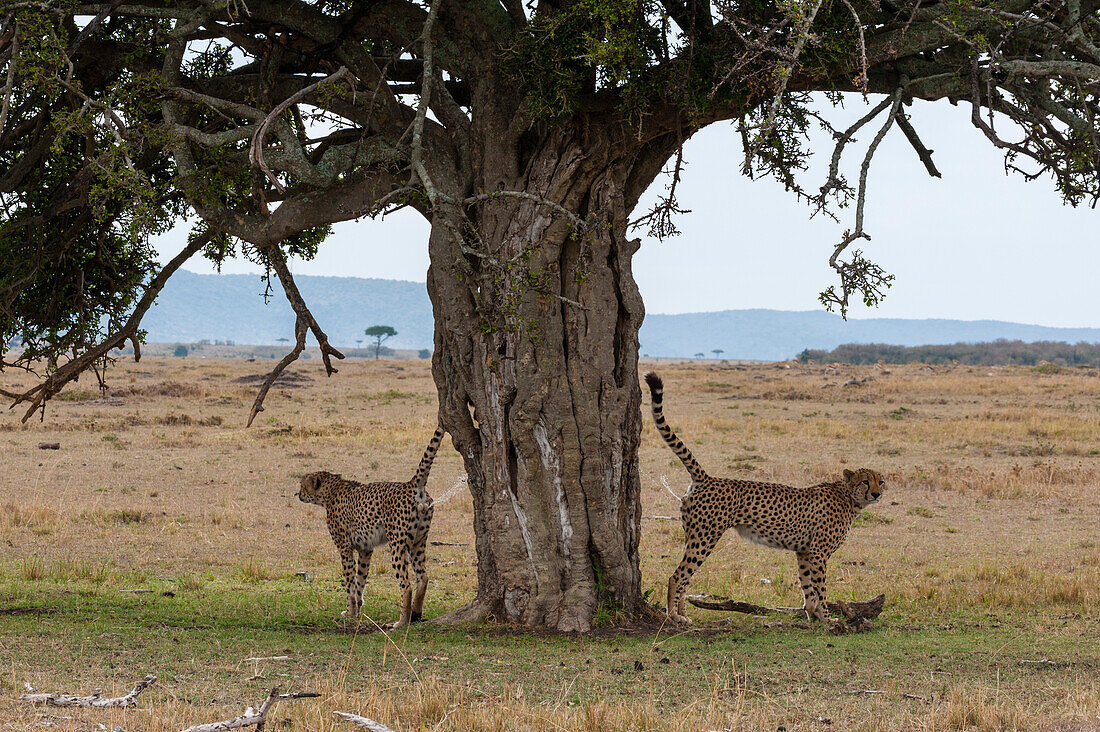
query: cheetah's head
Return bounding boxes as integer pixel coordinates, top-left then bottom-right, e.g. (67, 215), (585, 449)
(842, 468), (886, 508)
(298, 471), (336, 506)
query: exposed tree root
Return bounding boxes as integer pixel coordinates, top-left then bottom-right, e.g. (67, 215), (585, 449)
(429, 598), (496, 626)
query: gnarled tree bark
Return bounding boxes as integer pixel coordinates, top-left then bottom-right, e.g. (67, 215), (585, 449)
(427, 120), (681, 631)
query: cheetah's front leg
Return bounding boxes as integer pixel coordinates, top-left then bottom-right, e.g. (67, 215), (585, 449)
(349, 549), (372, 618)
(338, 545), (360, 620)
(796, 552), (830, 622)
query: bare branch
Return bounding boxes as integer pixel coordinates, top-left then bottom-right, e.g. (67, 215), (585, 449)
(815, 94), (895, 213)
(20, 675), (157, 708)
(839, 0), (869, 98)
(247, 315), (306, 427)
(628, 144), (691, 239)
(179, 688), (319, 732)
(820, 90), (903, 317)
(263, 246), (345, 376)
(333, 711), (398, 731)
(895, 111), (942, 178)
(688, 593), (885, 621)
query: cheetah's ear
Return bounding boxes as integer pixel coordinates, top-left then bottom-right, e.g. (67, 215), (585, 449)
(308, 474), (322, 491)
(842, 468), (855, 482)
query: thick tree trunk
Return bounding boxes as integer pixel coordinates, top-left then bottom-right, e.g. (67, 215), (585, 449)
(426, 125), (654, 632)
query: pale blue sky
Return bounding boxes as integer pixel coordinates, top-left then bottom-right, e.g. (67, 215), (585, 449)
(155, 98), (1099, 328)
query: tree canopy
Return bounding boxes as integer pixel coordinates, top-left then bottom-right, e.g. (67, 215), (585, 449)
(2, 0), (1099, 417)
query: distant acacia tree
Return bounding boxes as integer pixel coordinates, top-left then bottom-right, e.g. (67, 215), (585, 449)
(712, 349), (725, 361)
(694, 352), (705, 359)
(3, 0), (1100, 631)
(364, 325), (397, 360)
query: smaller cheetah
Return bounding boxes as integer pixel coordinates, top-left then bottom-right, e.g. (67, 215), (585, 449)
(644, 373), (886, 625)
(298, 427), (445, 629)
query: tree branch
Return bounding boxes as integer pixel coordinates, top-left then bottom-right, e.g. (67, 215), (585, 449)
(263, 246), (344, 377)
(249, 66), (355, 194)
(5, 231), (210, 422)
(0, 23), (18, 137)
(247, 315), (307, 427)
(820, 89), (903, 317)
(409, 0), (444, 203)
(179, 688), (320, 732)
(895, 110), (942, 178)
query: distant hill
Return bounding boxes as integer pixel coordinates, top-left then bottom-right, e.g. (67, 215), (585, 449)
(143, 271), (1100, 360)
(143, 270), (435, 350)
(637, 309), (1100, 361)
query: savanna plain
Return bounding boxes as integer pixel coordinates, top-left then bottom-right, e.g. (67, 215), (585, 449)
(1, 357), (1098, 731)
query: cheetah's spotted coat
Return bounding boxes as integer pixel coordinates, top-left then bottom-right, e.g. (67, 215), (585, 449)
(298, 427), (445, 629)
(644, 373), (886, 625)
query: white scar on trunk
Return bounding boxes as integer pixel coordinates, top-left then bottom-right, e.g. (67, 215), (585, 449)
(486, 367), (539, 584)
(534, 422), (572, 558)
(507, 487), (539, 584)
(607, 440), (624, 524)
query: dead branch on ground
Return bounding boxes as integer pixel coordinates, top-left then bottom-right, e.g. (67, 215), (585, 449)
(178, 689), (320, 732)
(19, 674), (156, 708)
(333, 711), (398, 731)
(688, 593), (885, 633)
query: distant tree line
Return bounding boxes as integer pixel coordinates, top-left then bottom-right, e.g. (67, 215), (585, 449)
(799, 340), (1100, 367)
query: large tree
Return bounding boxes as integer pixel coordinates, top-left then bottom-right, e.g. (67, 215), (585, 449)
(2, 0), (1099, 631)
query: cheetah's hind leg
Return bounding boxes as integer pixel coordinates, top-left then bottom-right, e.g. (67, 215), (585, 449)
(383, 540), (413, 630)
(410, 503), (433, 622)
(410, 536), (428, 622)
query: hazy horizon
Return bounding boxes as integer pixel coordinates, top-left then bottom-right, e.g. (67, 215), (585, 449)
(163, 268), (1087, 328)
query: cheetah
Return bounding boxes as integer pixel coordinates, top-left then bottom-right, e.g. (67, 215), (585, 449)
(298, 427), (445, 629)
(643, 373), (886, 625)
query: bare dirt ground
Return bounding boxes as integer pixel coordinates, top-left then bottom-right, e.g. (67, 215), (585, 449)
(1, 356), (1097, 730)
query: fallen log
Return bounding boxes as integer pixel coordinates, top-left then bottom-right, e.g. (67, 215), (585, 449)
(179, 689), (319, 732)
(687, 593), (884, 619)
(687, 593), (885, 633)
(20, 675), (156, 708)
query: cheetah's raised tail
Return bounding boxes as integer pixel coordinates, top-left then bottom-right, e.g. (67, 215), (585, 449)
(411, 426), (446, 496)
(643, 372), (708, 484)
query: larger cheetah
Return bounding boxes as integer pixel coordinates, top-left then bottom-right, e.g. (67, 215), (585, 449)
(644, 373), (886, 625)
(298, 427), (445, 629)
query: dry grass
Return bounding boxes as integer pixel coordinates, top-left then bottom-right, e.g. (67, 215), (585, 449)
(1, 357), (1099, 730)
